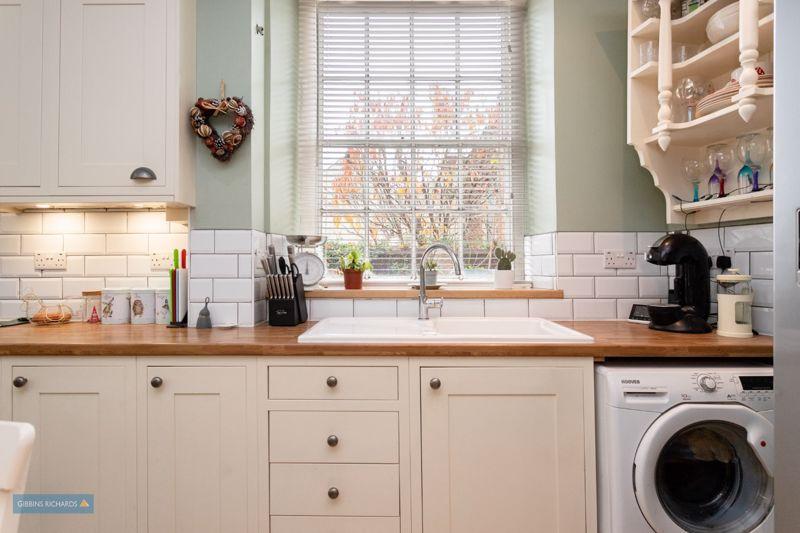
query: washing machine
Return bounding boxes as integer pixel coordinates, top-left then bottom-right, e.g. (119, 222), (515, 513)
(596, 363), (774, 533)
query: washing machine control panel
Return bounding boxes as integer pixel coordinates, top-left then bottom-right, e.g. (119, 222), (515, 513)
(687, 371), (774, 410)
(604, 366), (773, 412)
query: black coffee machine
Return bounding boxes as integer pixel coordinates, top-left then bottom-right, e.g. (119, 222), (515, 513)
(645, 233), (712, 334)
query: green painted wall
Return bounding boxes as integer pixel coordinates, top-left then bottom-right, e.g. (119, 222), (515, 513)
(190, 0), (663, 234)
(552, 0), (665, 232)
(266, 0), (298, 235)
(192, 0), (266, 231)
(526, 0), (557, 235)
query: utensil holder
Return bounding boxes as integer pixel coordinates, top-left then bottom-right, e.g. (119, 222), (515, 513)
(268, 273), (308, 326)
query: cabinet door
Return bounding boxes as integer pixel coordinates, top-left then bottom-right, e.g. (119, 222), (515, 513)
(420, 367), (589, 533)
(146, 366), (248, 533)
(58, 0), (166, 189)
(10, 364), (135, 533)
(0, 0), (42, 188)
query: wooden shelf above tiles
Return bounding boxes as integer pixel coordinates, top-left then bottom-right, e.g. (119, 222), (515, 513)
(646, 88), (773, 147)
(627, 0), (774, 226)
(305, 287), (564, 300)
(671, 189), (773, 225)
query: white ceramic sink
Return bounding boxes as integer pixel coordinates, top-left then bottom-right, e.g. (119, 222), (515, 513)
(297, 317), (594, 344)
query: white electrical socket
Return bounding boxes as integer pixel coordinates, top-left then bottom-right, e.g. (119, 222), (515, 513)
(151, 252), (174, 271)
(34, 252), (67, 270)
(604, 251), (636, 269)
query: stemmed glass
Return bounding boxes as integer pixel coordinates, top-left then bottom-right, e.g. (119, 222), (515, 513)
(682, 157), (706, 202)
(736, 133), (767, 194)
(763, 127), (774, 188)
(675, 77), (711, 122)
(706, 144), (735, 198)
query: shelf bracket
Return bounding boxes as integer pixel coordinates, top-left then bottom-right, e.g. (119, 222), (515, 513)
(656, 0), (674, 151)
(737, 0), (760, 122)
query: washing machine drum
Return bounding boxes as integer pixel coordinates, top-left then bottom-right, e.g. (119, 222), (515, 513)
(634, 403), (774, 533)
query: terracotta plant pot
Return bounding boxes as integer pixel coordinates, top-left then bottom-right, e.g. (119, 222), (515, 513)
(343, 269), (364, 289)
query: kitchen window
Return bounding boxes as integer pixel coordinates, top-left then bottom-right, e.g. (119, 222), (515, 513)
(297, 1), (526, 280)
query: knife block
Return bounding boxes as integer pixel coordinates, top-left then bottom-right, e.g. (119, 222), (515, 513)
(268, 274), (308, 326)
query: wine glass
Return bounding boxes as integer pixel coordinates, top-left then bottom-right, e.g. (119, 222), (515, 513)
(763, 127), (774, 188)
(736, 133), (767, 193)
(682, 157), (706, 202)
(675, 77), (711, 122)
(706, 144), (735, 198)
(637, 0), (660, 19)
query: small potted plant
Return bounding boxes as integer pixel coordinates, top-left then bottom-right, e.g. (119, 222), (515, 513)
(423, 259), (439, 286)
(339, 247), (373, 289)
(493, 246), (516, 289)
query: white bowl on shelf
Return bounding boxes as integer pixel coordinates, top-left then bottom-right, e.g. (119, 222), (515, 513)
(706, 2), (773, 45)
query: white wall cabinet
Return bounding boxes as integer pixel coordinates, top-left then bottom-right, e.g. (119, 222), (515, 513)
(0, 356), (596, 533)
(418, 362), (596, 533)
(0, 0), (43, 190)
(59, 0), (166, 190)
(1, 359), (136, 533)
(0, 0), (195, 205)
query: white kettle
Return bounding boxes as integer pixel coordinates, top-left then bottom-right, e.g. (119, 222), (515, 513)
(715, 269), (754, 338)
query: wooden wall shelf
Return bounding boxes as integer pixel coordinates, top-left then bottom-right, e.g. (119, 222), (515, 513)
(627, 0), (774, 226)
(671, 189), (773, 224)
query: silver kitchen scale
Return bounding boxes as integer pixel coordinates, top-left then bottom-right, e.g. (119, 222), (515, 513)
(285, 235), (327, 288)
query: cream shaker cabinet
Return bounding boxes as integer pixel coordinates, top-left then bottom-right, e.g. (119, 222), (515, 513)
(143, 364), (255, 533)
(58, 0), (167, 190)
(0, 0), (195, 204)
(0, 356), (596, 533)
(3, 359), (137, 533)
(0, 0), (43, 191)
(418, 362), (597, 533)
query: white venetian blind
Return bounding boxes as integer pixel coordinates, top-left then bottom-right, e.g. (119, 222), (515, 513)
(297, 1), (527, 279)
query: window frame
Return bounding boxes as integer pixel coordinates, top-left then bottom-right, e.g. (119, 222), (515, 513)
(310, 1), (526, 281)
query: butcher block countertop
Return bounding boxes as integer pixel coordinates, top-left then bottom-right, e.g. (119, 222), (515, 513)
(0, 321), (772, 360)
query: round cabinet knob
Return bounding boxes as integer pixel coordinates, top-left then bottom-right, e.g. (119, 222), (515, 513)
(430, 378), (442, 390)
(327, 435), (339, 447)
(150, 377), (163, 388)
(328, 487), (340, 499)
(698, 374), (717, 392)
(12, 376), (28, 388)
(326, 376), (338, 388)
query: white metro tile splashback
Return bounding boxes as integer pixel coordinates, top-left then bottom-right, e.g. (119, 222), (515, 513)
(521, 224), (774, 332)
(524, 230), (675, 321)
(0, 210), (188, 319)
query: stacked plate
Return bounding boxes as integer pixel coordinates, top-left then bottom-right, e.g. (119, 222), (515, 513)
(696, 75), (774, 118)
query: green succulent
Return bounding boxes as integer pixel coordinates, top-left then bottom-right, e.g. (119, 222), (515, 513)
(423, 259), (438, 271)
(494, 246), (516, 271)
(338, 247), (373, 273)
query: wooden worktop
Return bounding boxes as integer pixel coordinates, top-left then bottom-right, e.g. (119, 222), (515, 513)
(0, 321), (772, 359)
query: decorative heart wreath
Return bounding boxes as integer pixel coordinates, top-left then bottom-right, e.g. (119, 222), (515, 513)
(190, 95), (254, 162)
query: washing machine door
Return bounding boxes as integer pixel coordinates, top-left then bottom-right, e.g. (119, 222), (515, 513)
(633, 403), (774, 533)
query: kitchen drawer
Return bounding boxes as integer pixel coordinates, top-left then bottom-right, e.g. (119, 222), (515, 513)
(270, 411), (399, 463)
(270, 516), (400, 533)
(268, 366), (398, 400)
(270, 464), (399, 516)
